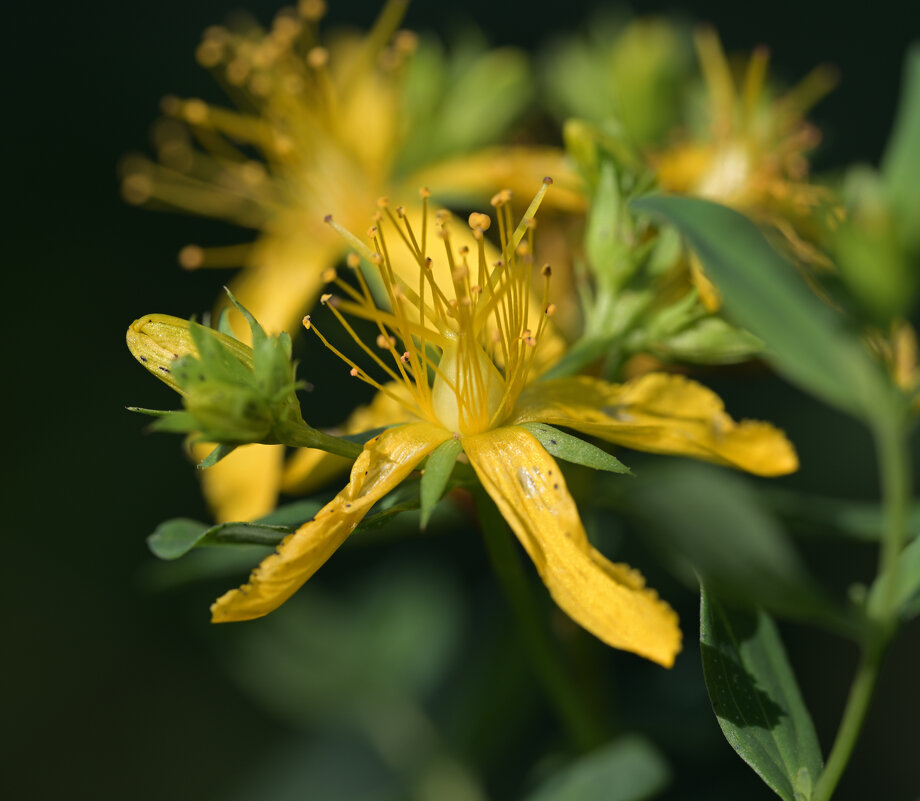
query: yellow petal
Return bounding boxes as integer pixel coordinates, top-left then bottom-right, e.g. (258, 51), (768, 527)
(225, 226), (342, 338)
(211, 422), (450, 622)
(462, 426), (681, 667)
(406, 146), (586, 212)
(282, 382), (416, 495)
(511, 373), (798, 477)
(192, 443), (285, 523)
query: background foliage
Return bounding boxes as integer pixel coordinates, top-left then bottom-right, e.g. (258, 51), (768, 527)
(6, 0), (918, 799)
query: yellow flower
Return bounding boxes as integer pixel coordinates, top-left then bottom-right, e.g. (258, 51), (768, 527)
(210, 185), (798, 668)
(651, 27), (838, 305)
(120, 0), (581, 522)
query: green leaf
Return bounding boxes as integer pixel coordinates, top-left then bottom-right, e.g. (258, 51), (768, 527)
(420, 437), (463, 529)
(631, 195), (891, 422)
(521, 422), (631, 475)
(868, 535), (920, 620)
(761, 487), (920, 542)
(627, 462), (848, 632)
(881, 44), (920, 254)
(523, 735), (670, 801)
(147, 518), (295, 560)
(197, 442), (237, 469)
(700, 586), (824, 801)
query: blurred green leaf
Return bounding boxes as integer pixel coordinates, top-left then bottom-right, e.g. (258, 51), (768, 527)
(761, 487), (920, 542)
(226, 563), (465, 727)
(627, 462), (848, 632)
(631, 195), (891, 422)
(523, 735), (670, 801)
(868, 536), (920, 620)
(420, 437), (463, 529)
(881, 44), (920, 254)
(521, 422), (631, 475)
(700, 586), (824, 801)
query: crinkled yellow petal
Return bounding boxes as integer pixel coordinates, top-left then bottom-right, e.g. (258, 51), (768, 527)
(511, 373), (798, 476)
(191, 443), (285, 523)
(282, 382), (416, 495)
(211, 422), (450, 622)
(463, 426), (681, 667)
(406, 146), (586, 212)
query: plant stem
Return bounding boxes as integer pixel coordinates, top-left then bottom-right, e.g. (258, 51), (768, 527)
(812, 414), (911, 801)
(474, 490), (607, 752)
(278, 420), (363, 459)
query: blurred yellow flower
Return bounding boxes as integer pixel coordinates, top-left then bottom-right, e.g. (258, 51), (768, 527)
(121, 0), (580, 522)
(651, 28), (839, 305)
(210, 186), (798, 667)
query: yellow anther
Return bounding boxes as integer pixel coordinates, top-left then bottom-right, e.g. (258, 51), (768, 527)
(307, 46), (329, 70)
(545, 303), (557, 316)
(320, 293), (333, 305)
(394, 30), (418, 53)
(490, 189), (513, 207)
(322, 268), (337, 283)
(183, 99), (209, 124)
(302, 315), (312, 330)
(346, 253), (362, 269)
(350, 367), (359, 377)
(298, 0), (326, 20)
(541, 264), (552, 277)
(370, 253), (383, 266)
(367, 226), (378, 238)
(468, 212), (492, 231)
(178, 245), (204, 270)
(377, 197), (389, 209)
(376, 334), (396, 349)
(419, 187), (431, 198)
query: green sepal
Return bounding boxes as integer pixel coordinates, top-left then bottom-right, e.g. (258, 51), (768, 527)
(148, 410), (200, 433)
(198, 442), (237, 470)
(881, 44), (920, 254)
(521, 422), (631, 475)
(700, 585), (824, 801)
(126, 406), (179, 417)
(523, 735), (670, 801)
(631, 195), (894, 423)
(420, 437), (463, 529)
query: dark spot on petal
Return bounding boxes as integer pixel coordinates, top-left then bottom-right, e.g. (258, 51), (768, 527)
(158, 366), (170, 373)
(139, 355), (148, 362)
(553, 483), (559, 490)
(549, 439), (556, 445)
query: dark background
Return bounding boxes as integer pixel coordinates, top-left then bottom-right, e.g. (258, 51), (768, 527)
(6, 1), (918, 799)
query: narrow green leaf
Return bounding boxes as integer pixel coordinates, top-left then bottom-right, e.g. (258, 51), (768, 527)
(868, 536), (920, 619)
(147, 518), (295, 560)
(700, 586), (824, 801)
(148, 410), (198, 433)
(420, 437), (463, 529)
(628, 462), (847, 632)
(631, 195), (891, 421)
(881, 44), (920, 253)
(524, 735), (670, 801)
(198, 442), (237, 469)
(521, 422), (632, 475)
(126, 406), (177, 417)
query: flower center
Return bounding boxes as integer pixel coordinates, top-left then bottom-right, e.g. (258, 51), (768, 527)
(431, 340), (506, 434)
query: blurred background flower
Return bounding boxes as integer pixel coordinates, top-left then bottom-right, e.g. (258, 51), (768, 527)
(7, 1), (919, 800)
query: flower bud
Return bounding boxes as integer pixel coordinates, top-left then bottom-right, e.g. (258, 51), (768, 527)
(126, 314), (252, 395)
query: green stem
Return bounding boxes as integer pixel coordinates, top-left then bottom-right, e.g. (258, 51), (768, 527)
(474, 490), (607, 752)
(812, 414), (911, 801)
(276, 420), (363, 460)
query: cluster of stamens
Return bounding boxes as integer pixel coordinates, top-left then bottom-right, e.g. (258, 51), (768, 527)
(305, 179), (555, 435)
